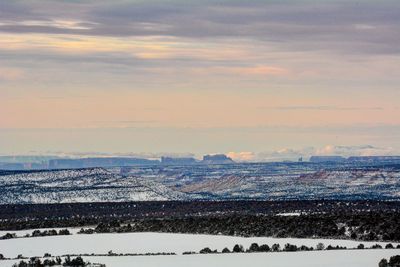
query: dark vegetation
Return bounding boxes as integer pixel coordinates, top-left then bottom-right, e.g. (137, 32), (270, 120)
(77, 211), (400, 242)
(3, 252), (176, 264)
(1, 200), (399, 225)
(379, 255), (400, 267)
(193, 242), (317, 255)
(1, 229), (70, 240)
(192, 241), (397, 255)
(11, 256), (104, 267)
(1, 201), (400, 242)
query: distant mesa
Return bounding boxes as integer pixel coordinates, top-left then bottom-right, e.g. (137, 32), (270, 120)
(201, 154), (235, 164)
(309, 156), (346, 163)
(347, 156), (400, 162)
(49, 157), (159, 169)
(309, 155), (400, 163)
(3, 154), (400, 171)
(48, 154), (235, 169)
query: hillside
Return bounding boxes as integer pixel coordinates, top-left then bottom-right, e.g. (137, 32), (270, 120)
(1, 163), (400, 204)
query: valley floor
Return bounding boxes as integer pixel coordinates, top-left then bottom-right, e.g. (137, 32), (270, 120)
(1, 231), (400, 267)
(1, 248), (400, 267)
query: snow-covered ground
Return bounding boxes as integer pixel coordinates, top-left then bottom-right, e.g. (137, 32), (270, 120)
(2, 250), (400, 267)
(0, 232), (398, 259)
(0, 168), (187, 203)
(2, 163), (400, 203)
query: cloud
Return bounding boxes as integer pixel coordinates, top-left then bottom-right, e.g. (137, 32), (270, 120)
(191, 65), (288, 77)
(354, 24), (377, 30)
(222, 65), (288, 76)
(255, 145), (397, 162)
(0, 19), (96, 30)
(257, 148), (311, 162)
(226, 151), (255, 161)
(14, 151), (196, 160)
(0, 1), (399, 55)
(0, 33), (252, 63)
(262, 106), (384, 111)
(315, 144), (395, 157)
(90, 120), (159, 127)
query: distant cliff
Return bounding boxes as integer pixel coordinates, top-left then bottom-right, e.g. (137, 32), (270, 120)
(201, 154), (235, 164)
(310, 155), (400, 164)
(347, 156), (400, 162)
(309, 156), (346, 163)
(49, 157), (159, 169)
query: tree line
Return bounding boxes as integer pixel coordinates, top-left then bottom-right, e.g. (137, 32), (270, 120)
(11, 256), (105, 267)
(76, 211), (400, 242)
(188, 242), (399, 255)
(1, 229), (70, 240)
(2, 200), (400, 230)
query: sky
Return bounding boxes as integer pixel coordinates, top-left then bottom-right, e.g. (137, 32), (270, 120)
(0, 0), (399, 160)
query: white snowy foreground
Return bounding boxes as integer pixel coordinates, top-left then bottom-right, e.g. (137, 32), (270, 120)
(1, 232), (400, 266)
(2, 250), (400, 267)
(0, 232), (397, 258)
(1, 231), (399, 258)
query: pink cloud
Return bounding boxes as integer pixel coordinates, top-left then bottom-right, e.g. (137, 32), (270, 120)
(227, 151), (255, 161)
(192, 65), (288, 76)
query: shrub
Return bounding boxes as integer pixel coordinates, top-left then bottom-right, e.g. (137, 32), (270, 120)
(284, 243), (298, 252)
(371, 244), (382, 249)
(316, 243), (325, 250)
(248, 243), (260, 252)
(379, 258), (388, 267)
(386, 243), (394, 249)
(200, 247), (213, 254)
(222, 247), (231, 253)
(233, 244), (244, 253)
(271, 244), (280, 252)
(58, 229), (71, 235)
(258, 244), (270, 252)
(389, 255), (400, 266)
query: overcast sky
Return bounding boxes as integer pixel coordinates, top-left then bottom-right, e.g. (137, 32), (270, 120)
(0, 0), (399, 159)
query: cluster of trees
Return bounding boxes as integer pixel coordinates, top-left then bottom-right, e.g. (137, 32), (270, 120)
(379, 255), (400, 267)
(2, 200), (400, 231)
(31, 229), (70, 237)
(11, 256), (99, 267)
(326, 245), (347, 250)
(194, 242), (326, 255)
(1, 251), (177, 262)
(2, 201), (400, 243)
(0, 232), (17, 240)
(368, 243), (400, 249)
(105, 250), (175, 257)
(192, 242), (399, 255)
(94, 222), (123, 233)
(76, 211), (400, 242)
(0, 229), (70, 240)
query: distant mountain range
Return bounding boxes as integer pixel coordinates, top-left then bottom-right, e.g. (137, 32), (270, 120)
(1, 161), (400, 204)
(1, 154), (400, 171)
(0, 154), (235, 170)
(310, 155), (400, 163)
